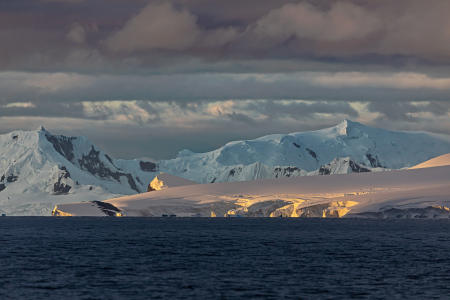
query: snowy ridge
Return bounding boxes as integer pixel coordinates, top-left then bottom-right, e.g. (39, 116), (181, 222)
(159, 120), (450, 183)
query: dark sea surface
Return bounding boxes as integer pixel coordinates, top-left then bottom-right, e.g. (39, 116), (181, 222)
(1, 218), (450, 299)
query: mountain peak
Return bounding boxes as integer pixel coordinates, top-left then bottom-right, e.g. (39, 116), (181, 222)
(333, 119), (364, 136)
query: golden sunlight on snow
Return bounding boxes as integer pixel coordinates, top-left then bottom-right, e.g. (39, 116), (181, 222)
(409, 153), (450, 169)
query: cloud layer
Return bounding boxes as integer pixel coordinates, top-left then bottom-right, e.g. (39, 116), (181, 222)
(1, 0), (449, 158)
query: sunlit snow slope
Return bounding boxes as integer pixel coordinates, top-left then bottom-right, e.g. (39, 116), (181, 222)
(409, 153), (450, 169)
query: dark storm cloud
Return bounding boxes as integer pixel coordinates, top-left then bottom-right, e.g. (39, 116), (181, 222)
(2, 0), (450, 73)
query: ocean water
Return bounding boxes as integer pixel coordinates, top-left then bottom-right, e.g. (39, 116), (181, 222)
(1, 218), (450, 299)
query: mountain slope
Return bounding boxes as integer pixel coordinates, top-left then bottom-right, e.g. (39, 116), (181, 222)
(160, 120), (450, 183)
(0, 127), (158, 215)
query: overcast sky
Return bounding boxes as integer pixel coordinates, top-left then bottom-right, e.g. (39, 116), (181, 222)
(1, 0), (450, 159)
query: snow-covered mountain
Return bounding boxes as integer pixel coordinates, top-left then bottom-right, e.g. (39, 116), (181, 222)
(0, 127), (158, 215)
(2, 120), (450, 215)
(160, 120), (450, 183)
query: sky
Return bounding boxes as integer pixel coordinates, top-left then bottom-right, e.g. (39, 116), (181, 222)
(1, 0), (449, 159)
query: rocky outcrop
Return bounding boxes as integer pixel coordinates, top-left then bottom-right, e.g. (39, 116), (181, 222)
(366, 153), (384, 168)
(316, 158), (372, 175)
(92, 201), (123, 216)
(78, 146), (140, 193)
(273, 166), (304, 178)
(147, 173), (196, 192)
(0, 173), (19, 192)
(140, 161), (158, 172)
(53, 166), (72, 195)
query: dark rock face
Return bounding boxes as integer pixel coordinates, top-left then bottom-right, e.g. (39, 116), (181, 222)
(273, 166), (301, 178)
(59, 166), (71, 178)
(292, 142), (301, 148)
(53, 166), (72, 195)
(53, 181), (71, 195)
(366, 153), (383, 168)
(139, 161), (158, 172)
(78, 146), (139, 193)
(306, 148), (318, 160)
(228, 167), (243, 178)
(92, 201), (122, 216)
(104, 154), (114, 165)
(318, 166), (331, 175)
(349, 161), (371, 173)
(45, 134), (76, 162)
(6, 174), (18, 183)
(0, 183), (5, 192)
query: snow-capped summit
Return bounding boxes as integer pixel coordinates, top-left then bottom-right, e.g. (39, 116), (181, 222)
(159, 120), (450, 183)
